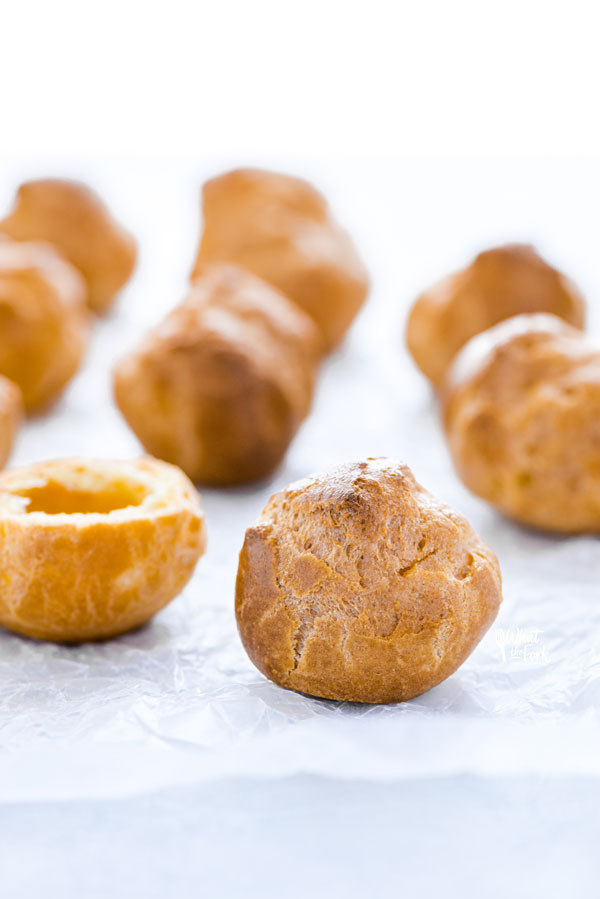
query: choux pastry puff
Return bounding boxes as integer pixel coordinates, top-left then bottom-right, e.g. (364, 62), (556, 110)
(0, 238), (89, 411)
(236, 458), (502, 703)
(114, 263), (323, 486)
(0, 374), (22, 468)
(0, 178), (137, 314)
(406, 244), (585, 386)
(0, 457), (205, 642)
(191, 168), (369, 350)
(442, 313), (600, 533)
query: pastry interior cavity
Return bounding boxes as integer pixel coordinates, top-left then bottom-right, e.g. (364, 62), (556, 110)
(0, 463), (166, 517)
(15, 479), (148, 515)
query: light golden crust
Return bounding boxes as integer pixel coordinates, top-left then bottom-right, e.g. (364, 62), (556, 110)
(0, 239), (90, 411)
(442, 313), (600, 533)
(191, 168), (369, 350)
(236, 458), (502, 703)
(406, 244), (586, 386)
(114, 263), (323, 486)
(0, 375), (22, 468)
(0, 457), (205, 642)
(0, 179), (137, 314)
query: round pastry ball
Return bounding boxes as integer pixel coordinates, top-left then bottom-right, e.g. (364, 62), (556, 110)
(0, 178), (137, 313)
(0, 457), (205, 642)
(114, 263), (323, 486)
(236, 458), (502, 703)
(0, 239), (90, 411)
(191, 168), (369, 350)
(442, 313), (600, 533)
(406, 244), (585, 387)
(0, 375), (22, 468)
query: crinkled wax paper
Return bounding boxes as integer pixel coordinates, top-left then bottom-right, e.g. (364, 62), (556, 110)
(1, 161), (600, 802)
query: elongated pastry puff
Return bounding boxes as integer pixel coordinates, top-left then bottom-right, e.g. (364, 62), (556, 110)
(406, 244), (585, 386)
(191, 168), (369, 350)
(114, 263), (322, 485)
(0, 457), (205, 642)
(0, 239), (89, 411)
(236, 458), (502, 703)
(0, 375), (22, 468)
(442, 313), (600, 533)
(0, 178), (137, 313)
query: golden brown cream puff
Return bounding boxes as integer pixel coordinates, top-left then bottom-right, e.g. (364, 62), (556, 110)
(0, 178), (137, 313)
(114, 263), (323, 485)
(191, 168), (369, 350)
(236, 458), (502, 703)
(406, 244), (585, 386)
(0, 238), (89, 411)
(442, 313), (600, 532)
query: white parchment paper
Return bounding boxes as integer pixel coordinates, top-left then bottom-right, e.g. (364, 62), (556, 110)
(1, 158), (599, 802)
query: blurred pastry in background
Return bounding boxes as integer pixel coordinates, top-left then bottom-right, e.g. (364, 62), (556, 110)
(114, 263), (322, 486)
(191, 168), (369, 350)
(0, 457), (205, 642)
(406, 244), (585, 386)
(0, 178), (137, 314)
(236, 457), (502, 703)
(0, 374), (22, 468)
(0, 239), (89, 411)
(442, 313), (600, 533)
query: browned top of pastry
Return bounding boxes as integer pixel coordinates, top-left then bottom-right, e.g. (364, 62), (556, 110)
(201, 168), (330, 240)
(406, 243), (586, 386)
(236, 458), (502, 703)
(441, 312), (586, 415)
(183, 261), (325, 361)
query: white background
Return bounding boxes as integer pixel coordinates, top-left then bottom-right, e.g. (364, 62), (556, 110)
(2, 2), (600, 897)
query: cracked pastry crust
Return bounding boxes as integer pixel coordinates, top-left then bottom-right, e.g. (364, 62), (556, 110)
(0, 238), (90, 411)
(442, 313), (600, 533)
(0, 457), (205, 642)
(191, 168), (369, 350)
(236, 458), (502, 703)
(0, 375), (22, 468)
(114, 263), (323, 486)
(0, 178), (137, 314)
(406, 244), (585, 387)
